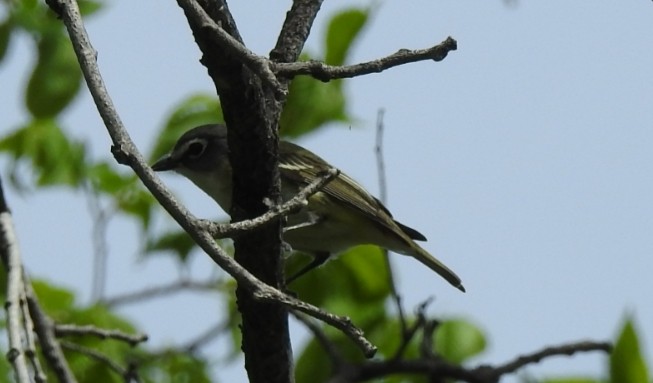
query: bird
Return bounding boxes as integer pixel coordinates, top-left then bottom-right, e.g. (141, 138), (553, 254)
(151, 124), (465, 292)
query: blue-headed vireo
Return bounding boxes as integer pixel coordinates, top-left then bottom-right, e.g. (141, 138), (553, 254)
(152, 124), (465, 292)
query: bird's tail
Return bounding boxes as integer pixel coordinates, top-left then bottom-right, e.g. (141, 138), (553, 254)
(409, 246), (465, 292)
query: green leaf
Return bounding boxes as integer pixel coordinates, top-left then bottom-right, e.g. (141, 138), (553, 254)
(31, 279), (76, 315)
(86, 162), (157, 229)
(295, 336), (334, 383)
(115, 185), (155, 229)
(435, 318), (487, 364)
(77, 0), (104, 16)
(21, 0), (38, 10)
(296, 329), (367, 383)
(30, 279), (214, 382)
(0, 351), (11, 383)
(140, 351), (212, 383)
(610, 318), (649, 383)
(339, 245), (390, 301)
(0, 18), (13, 62)
(11, 0), (59, 35)
(0, 119), (87, 188)
(145, 229), (197, 262)
(26, 33), (82, 118)
(288, 245), (390, 308)
(325, 8), (369, 66)
(87, 162), (133, 194)
(150, 93), (222, 162)
(280, 73), (348, 138)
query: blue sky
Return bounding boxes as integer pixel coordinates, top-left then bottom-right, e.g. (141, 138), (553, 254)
(1, 0), (652, 381)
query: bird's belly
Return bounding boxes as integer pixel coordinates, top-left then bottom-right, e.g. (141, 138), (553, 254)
(283, 215), (358, 254)
(282, 192), (403, 254)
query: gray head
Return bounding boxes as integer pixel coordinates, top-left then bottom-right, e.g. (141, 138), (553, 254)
(151, 124), (229, 173)
(152, 124), (233, 211)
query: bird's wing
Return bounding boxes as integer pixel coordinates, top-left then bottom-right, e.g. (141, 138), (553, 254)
(279, 141), (426, 241)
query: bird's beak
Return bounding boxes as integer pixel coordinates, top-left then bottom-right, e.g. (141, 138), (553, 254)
(151, 154), (178, 172)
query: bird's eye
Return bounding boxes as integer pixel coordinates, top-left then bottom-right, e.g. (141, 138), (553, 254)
(186, 140), (206, 159)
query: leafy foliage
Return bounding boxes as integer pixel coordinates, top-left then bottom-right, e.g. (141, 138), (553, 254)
(26, 32), (82, 118)
(0, 119), (87, 189)
(435, 318), (486, 364)
(0, 279), (213, 382)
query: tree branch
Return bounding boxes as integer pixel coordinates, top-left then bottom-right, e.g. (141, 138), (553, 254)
(491, 340), (613, 377)
(20, 290), (47, 383)
(100, 278), (226, 308)
(292, 311), (347, 369)
(54, 324), (148, 347)
(0, 178), (32, 383)
(374, 109), (408, 338)
(339, 339), (611, 383)
(201, 168), (339, 237)
(60, 341), (135, 381)
(274, 37), (458, 81)
(270, 0), (324, 65)
(253, 288), (377, 358)
(24, 278), (78, 383)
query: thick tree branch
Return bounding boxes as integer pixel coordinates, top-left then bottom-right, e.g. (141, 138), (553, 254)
(270, 0), (324, 64)
(176, 2), (291, 382)
(274, 37), (458, 81)
(0, 178), (31, 383)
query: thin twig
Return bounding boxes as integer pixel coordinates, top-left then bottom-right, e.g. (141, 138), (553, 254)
(374, 108), (407, 337)
(144, 320), (230, 362)
(252, 288), (377, 357)
(392, 298), (433, 360)
(84, 183), (112, 301)
(46, 0), (376, 358)
(274, 37), (458, 82)
(100, 278), (226, 308)
(55, 324), (148, 346)
(292, 311), (346, 368)
(201, 168), (339, 237)
(60, 340), (129, 379)
(182, 321), (230, 354)
(491, 340), (613, 377)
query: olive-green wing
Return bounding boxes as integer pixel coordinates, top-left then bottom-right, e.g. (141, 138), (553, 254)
(279, 141), (426, 241)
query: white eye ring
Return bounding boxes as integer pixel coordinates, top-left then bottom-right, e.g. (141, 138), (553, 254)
(185, 139), (207, 159)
